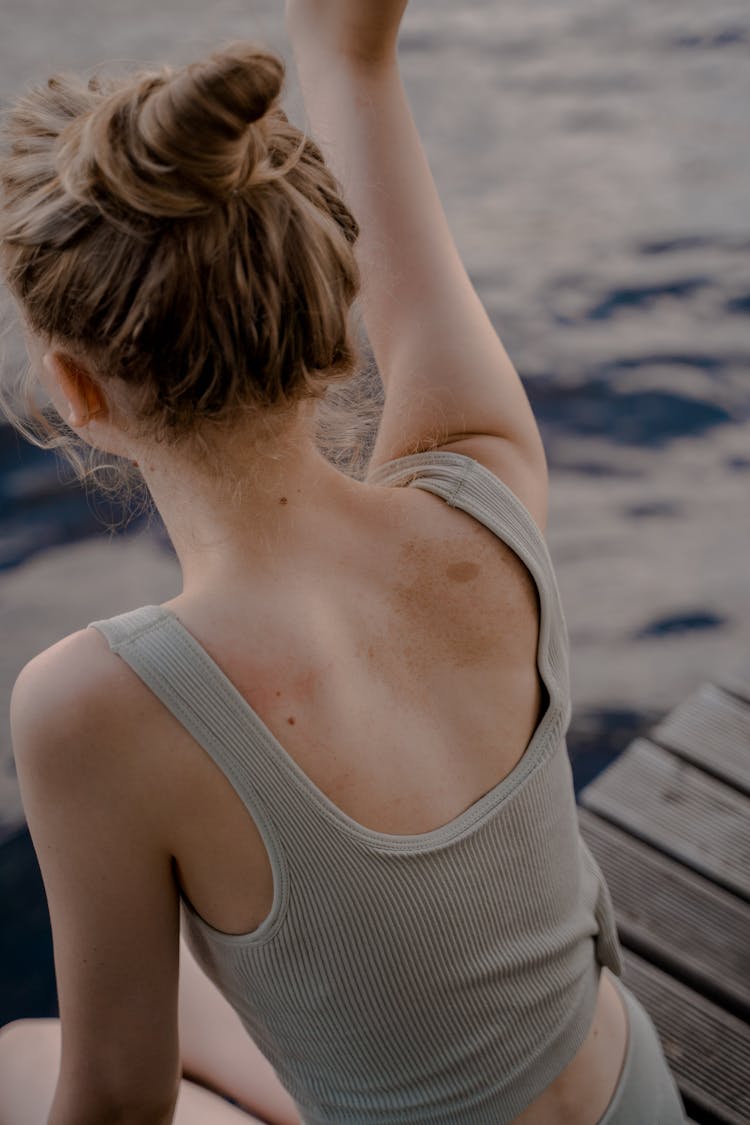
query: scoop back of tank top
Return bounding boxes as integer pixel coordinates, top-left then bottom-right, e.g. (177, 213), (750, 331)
(89, 450), (623, 1125)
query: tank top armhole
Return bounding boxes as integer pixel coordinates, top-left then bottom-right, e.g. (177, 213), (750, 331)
(86, 606), (291, 946)
(368, 448), (572, 725)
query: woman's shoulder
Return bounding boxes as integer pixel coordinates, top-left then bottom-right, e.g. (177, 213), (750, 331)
(10, 626), (143, 785)
(369, 433), (550, 538)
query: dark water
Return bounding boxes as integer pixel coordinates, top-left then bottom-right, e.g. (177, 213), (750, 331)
(0, 427), (155, 571)
(1, 0), (748, 574)
(0, 828), (57, 1025)
(1, 0), (749, 1024)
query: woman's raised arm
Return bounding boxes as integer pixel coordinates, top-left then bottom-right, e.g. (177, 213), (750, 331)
(285, 0), (548, 525)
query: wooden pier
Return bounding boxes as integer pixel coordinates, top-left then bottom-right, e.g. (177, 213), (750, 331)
(578, 674), (750, 1124)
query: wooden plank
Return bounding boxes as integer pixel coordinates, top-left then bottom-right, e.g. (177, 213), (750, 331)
(578, 808), (750, 1021)
(579, 739), (750, 899)
(651, 682), (750, 795)
(622, 949), (750, 1125)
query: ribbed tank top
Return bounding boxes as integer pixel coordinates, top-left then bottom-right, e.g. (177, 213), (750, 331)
(89, 450), (623, 1125)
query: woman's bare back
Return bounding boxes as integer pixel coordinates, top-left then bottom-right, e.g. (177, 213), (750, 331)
(126, 475), (628, 1125)
(156, 479), (545, 930)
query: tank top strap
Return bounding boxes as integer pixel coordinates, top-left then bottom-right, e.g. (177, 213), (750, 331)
(86, 604), (299, 848)
(368, 449), (572, 714)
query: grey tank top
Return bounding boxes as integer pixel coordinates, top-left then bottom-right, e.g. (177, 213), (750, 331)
(89, 450), (623, 1125)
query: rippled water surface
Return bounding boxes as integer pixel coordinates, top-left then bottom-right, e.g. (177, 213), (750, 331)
(1, 0), (748, 794)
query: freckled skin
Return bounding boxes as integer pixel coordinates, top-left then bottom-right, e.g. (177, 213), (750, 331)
(156, 491), (550, 949)
(279, 496), (288, 505)
(387, 530), (534, 675)
(445, 561), (480, 583)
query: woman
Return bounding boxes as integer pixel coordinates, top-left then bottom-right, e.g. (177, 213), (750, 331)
(0, 1), (686, 1122)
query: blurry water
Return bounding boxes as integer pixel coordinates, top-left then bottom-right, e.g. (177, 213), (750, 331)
(1, 0), (748, 780)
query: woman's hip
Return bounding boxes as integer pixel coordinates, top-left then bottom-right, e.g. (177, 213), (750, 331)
(597, 973), (687, 1125)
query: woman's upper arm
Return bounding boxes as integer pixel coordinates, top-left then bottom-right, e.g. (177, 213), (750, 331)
(290, 47), (547, 479)
(10, 630), (181, 1121)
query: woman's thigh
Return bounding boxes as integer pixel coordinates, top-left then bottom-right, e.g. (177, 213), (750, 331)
(176, 1079), (269, 1124)
(178, 938), (301, 1125)
(0, 1018), (266, 1125)
(0, 944), (300, 1125)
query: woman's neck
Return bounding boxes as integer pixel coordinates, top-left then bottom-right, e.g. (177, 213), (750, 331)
(136, 403), (365, 597)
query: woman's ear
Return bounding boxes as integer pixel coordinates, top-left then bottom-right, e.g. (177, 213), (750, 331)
(39, 351), (135, 459)
(42, 351), (107, 429)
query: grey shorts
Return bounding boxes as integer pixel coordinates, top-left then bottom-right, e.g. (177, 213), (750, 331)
(598, 970), (687, 1125)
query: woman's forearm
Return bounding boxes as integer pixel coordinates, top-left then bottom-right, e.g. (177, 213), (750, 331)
(286, 41), (474, 386)
(285, 0), (407, 68)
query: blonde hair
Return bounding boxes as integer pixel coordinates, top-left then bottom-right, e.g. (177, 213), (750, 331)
(0, 41), (377, 493)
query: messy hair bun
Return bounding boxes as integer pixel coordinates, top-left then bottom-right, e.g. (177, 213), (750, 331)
(0, 39), (363, 462)
(58, 44), (287, 216)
